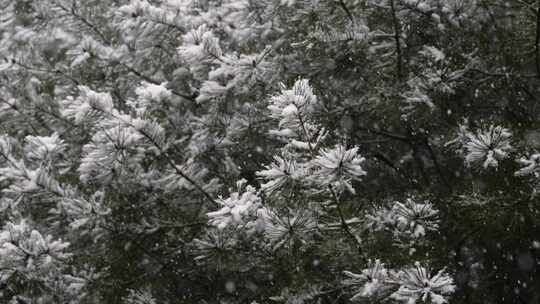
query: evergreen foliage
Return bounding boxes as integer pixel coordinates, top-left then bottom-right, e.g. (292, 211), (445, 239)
(1, 0), (540, 303)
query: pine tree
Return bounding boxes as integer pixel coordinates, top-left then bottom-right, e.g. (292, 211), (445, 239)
(0, 0), (540, 303)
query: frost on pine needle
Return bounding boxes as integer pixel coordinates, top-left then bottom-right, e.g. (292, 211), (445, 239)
(61, 86), (170, 184)
(258, 207), (317, 251)
(391, 262), (455, 304)
(197, 51), (275, 104)
(312, 145), (367, 194)
(343, 259), (393, 301)
(515, 153), (540, 177)
(392, 199), (439, 239)
(124, 289), (157, 304)
(420, 46), (446, 63)
(257, 155), (304, 194)
(196, 80), (228, 103)
(135, 81), (171, 103)
(0, 222), (69, 269)
(364, 206), (395, 233)
(0, 221), (85, 299)
(23, 132), (66, 164)
(402, 83), (434, 113)
(268, 79), (319, 139)
(4, 0), (537, 301)
(58, 190), (111, 233)
(61, 86), (115, 125)
(207, 179), (262, 230)
(67, 35), (124, 68)
(78, 125), (145, 183)
(131, 81), (172, 115)
(0, 139), (66, 197)
(159, 158), (221, 194)
(178, 24), (222, 66)
(364, 199), (439, 244)
(269, 285), (325, 304)
(192, 228), (238, 269)
(454, 125), (513, 169)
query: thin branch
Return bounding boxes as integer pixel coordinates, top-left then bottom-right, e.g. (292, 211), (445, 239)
(468, 68), (538, 79)
(516, 0), (539, 15)
(0, 97), (40, 135)
(338, 0), (354, 23)
(118, 62), (197, 101)
(534, 1), (540, 78)
(423, 137), (451, 191)
(356, 125), (410, 142)
(390, 0), (403, 80)
(329, 185), (367, 263)
(52, 0), (108, 43)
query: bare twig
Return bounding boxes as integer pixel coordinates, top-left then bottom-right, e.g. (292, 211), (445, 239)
(534, 1), (540, 78)
(423, 137), (451, 191)
(329, 185), (367, 263)
(390, 0), (403, 80)
(338, 0), (354, 23)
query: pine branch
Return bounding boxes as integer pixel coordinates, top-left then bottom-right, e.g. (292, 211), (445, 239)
(52, 0), (109, 43)
(329, 185), (367, 264)
(118, 62), (197, 101)
(85, 102), (219, 207)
